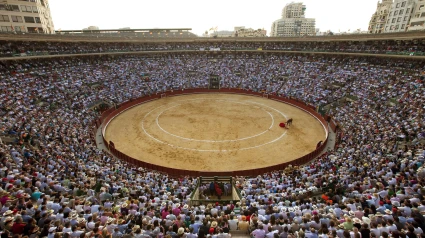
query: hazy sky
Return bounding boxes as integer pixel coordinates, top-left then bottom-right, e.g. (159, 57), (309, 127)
(49, 0), (377, 35)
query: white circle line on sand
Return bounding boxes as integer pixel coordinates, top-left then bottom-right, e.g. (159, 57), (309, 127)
(155, 99), (275, 143)
(141, 98), (288, 152)
(246, 101), (288, 121)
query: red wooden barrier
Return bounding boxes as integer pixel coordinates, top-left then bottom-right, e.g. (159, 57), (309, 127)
(99, 88), (333, 177)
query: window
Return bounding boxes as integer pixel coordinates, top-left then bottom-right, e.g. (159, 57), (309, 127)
(11, 5), (20, 11)
(394, 11), (398, 16)
(389, 11), (392, 16)
(35, 17), (40, 23)
(399, 9), (404, 15)
(11, 15), (23, 22)
(32, 6), (38, 13)
(395, 25), (399, 30)
(419, 5), (424, 10)
(1, 26), (13, 32)
(14, 26), (23, 32)
(24, 16), (35, 23)
(21, 5), (32, 12)
(385, 26), (389, 31)
(398, 17), (402, 22)
(406, 8), (411, 13)
(0, 4), (5, 10)
(396, 3), (400, 8)
(0, 15), (9, 22)
(401, 1), (406, 7)
(392, 18), (396, 23)
(401, 24), (405, 29)
(404, 16), (409, 21)
(27, 27), (38, 32)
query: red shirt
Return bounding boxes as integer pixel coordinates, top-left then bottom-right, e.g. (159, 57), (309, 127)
(172, 207), (181, 216)
(0, 195), (10, 205)
(12, 222), (26, 234)
(161, 210), (169, 219)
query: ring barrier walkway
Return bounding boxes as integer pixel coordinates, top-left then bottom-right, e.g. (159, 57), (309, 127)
(93, 88), (338, 177)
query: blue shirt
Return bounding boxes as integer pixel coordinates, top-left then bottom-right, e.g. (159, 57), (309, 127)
(191, 223), (201, 234)
(31, 191), (42, 201)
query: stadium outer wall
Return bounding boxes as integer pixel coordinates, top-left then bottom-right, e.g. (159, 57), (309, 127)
(93, 88), (337, 177)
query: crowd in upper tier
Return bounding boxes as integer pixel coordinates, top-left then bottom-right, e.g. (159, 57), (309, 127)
(0, 39), (425, 57)
(0, 51), (424, 238)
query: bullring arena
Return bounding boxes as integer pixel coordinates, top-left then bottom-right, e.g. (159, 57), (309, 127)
(1, 31), (425, 238)
(104, 93), (327, 172)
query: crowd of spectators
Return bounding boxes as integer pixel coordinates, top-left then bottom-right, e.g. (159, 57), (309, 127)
(1, 40), (425, 58)
(0, 50), (424, 238)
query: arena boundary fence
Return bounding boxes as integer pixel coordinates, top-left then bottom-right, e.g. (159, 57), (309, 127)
(95, 88), (336, 177)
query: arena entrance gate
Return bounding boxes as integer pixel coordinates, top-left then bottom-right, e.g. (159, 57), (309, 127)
(189, 176), (242, 206)
(209, 74), (220, 89)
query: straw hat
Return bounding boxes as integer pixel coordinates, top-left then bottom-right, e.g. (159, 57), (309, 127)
(178, 227), (185, 235)
(384, 209), (392, 215)
(3, 210), (13, 216)
(107, 218), (115, 224)
(362, 217), (371, 225)
(211, 221), (218, 228)
(353, 218), (361, 224)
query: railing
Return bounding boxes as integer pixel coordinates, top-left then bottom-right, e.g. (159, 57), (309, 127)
(2, 30), (425, 42)
(97, 88), (332, 177)
(3, 48), (425, 59)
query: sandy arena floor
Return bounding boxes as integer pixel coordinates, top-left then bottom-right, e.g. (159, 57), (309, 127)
(104, 94), (327, 172)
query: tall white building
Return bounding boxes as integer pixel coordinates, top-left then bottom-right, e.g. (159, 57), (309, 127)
(270, 2), (316, 37)
(368, 0), (393, 33)
(0, 0), (55, 34)
(407, 0), (425, 31)
(384, 0), (416, 32)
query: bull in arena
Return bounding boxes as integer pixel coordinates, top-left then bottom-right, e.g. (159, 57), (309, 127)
(286, 118), (293, 127)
